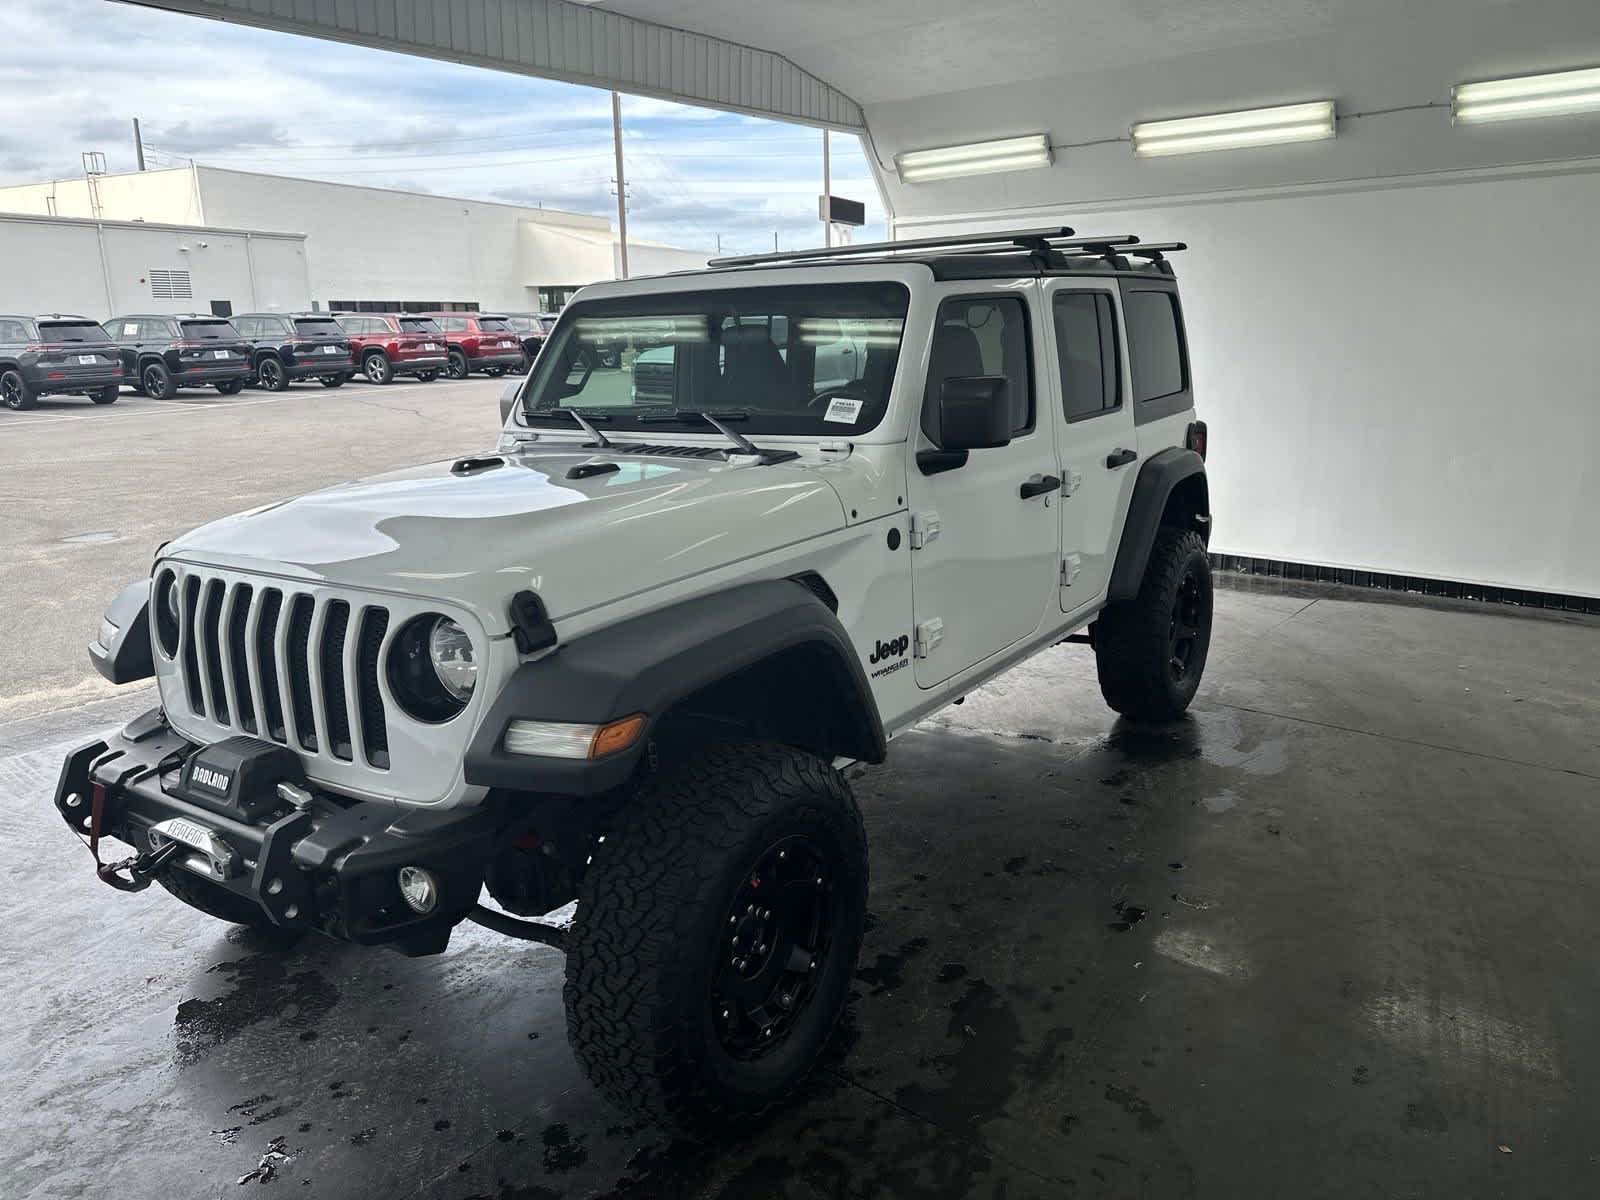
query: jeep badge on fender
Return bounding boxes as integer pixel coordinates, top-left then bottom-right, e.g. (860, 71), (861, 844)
(54, 227), (1210, 1139)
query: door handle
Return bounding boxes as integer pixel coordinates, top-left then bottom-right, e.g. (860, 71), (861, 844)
(1019, 473), (1062, 500)
(1106, 448), (1137, 469)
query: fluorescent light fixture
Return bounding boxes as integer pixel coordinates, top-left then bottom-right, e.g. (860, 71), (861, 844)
(894, 134), (1052, 184)
(1132, 101), (1336, 158)
(1453, 65), (1600, 125)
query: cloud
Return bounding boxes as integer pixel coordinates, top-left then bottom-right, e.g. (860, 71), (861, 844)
(0, 0), (885, 253)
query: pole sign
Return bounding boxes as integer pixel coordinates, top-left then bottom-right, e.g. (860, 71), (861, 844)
(818, 195), (866, 227)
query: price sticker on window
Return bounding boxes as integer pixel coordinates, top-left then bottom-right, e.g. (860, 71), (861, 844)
(823, 396), (862, 424)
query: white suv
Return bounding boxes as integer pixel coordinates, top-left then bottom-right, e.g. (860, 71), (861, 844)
(58, 227), (1211, 1135)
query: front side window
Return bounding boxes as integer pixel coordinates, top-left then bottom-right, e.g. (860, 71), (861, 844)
(1124, 290), (1186, 403)
(1053, 293), (1121, 421)
(521, 283), (910, 437)
(922, 295), (1033, 442)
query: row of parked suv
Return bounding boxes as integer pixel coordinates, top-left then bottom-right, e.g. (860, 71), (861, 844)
(0, 310), (558, 409)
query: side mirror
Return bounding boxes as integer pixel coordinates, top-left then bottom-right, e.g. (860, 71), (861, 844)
(937, 376), (1012, 451)
(499, 376), (524, 424)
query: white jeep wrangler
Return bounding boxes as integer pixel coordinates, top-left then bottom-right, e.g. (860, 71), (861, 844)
(58, 227), (1211, 1135)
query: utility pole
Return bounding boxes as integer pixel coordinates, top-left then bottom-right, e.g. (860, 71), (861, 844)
(611, 91), (629, 279)
(822, 128), (832, 247)
(773, 231), (779, 252)
(715, 233), (722, 256)
(132, 118), (146, 171)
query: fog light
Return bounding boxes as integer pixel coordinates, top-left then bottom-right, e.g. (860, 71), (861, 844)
(397, 865), (438, 914)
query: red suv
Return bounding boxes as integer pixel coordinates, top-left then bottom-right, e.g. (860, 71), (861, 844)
(425, 313), (527, 379)
(335, 313), (450, 384)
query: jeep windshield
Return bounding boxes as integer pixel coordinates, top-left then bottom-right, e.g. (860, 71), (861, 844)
(518, 283), (909, 437)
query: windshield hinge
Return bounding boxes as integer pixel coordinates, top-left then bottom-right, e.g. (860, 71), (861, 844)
(909, 511), (941, 550)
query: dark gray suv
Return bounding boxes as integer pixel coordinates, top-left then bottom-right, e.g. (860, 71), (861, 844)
(0, 315), (124, 411)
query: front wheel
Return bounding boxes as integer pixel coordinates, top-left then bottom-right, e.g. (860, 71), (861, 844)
(1093, 526), (1213, 722)
(565, 742), (867, 1138)
(362, 352), (393, 385)
(446, 349), (469, 380)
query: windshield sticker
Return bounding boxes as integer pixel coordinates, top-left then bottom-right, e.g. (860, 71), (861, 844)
(824, 397), (863, 424)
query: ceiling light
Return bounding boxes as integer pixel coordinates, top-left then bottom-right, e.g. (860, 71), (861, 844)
(894, 135), (1052, 183)
(1131, 101), (1336, 158)
(1453, 66), (1600, 125)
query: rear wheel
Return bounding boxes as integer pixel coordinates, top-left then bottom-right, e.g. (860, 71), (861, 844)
(446, 349), (469, 380)
(256, 356), (289, 392)
(1093, 526), (1213, 722)
(1, 369), (35, 411)
(485, 366), (506, 378)
(318, 374), (347, 388)
(92, 384), (120, 405)
(214, 379), (244, 396)
(141, 360), (175, 400)
(415, 369), (439, 383)
(565, 742), (867, 1138)
(362, 352), (393, 385)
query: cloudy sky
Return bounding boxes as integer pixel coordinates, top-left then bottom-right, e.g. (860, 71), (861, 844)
(0, 0), (886, 256)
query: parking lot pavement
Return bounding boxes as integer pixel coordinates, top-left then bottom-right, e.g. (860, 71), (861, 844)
(0, 376), (503, 721)
(3, 582), (1598, 1199)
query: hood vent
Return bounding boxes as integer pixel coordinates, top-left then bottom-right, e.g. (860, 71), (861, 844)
(452, 455), (505, 475)
(604, 442), (726, 461)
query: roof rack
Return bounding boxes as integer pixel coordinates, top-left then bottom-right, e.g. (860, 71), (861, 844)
(707, 228), (1186, 270)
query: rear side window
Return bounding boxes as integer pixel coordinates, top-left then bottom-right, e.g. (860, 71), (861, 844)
(38, 320), (108, 342)
(923, 296), (1033, 440)
(1123, 291), (1186, 403)
(180, 320), (238, 340)
(1052, 293), (1120, 421)
(0, 318), (32, 342)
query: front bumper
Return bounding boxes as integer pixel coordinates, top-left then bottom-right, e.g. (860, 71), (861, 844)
(54, 710), (496, 956)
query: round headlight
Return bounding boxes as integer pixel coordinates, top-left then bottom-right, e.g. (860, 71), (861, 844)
(387, 613), (474, 723)
(153, 570), (180, 658)
(427, 617), (477, 702)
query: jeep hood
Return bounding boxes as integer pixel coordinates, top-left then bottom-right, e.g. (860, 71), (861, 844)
(164, 448), (847, 629)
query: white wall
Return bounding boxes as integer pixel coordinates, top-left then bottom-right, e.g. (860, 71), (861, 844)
(902, 164), (1600, 599)
(0, 215), (310, 320)
(622, 239), (710, 279)
(0, 169), (203, 224)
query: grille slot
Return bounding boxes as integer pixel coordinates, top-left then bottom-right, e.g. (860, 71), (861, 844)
(167, 569), (392, 772)
(286, 595), (318, 752)
(320, 600), (353, 761)
(227, 583), (256, 733)
(256, 589), (286, 742)
(357, 608), (391, 769)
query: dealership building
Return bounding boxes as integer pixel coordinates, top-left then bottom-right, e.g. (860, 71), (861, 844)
(0, 164), (705, 318)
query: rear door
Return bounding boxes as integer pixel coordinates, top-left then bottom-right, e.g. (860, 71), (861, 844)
(905, 284), (1060, 688)
(1041, 280), (1138, 613)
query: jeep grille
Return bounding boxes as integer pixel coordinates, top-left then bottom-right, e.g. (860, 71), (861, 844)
(171, 570), (390, 769)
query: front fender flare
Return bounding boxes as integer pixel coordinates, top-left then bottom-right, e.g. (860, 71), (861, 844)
(464, 579), (886, 796)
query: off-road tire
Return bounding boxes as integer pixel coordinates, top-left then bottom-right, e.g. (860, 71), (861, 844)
(92, 384), (120, 405)
(2, 368), (37, 410)
(362, 351), (393, 385)
(1093, 526), (1213, 722)
(158, 868), (280, 931)
(565, 742), (868, 1138)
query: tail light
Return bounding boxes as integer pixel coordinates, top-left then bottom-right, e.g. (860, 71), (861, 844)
(1186, 420), (1208, 461)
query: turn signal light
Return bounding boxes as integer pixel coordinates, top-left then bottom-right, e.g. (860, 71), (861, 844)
(1186, 420), (1208, 461)
(591, 714), (647, 759)
(503, 713), (648, 760)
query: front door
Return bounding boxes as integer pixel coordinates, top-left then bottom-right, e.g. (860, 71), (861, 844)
(907, 286), (1061, 688)
(1041, 280), (1138, 615)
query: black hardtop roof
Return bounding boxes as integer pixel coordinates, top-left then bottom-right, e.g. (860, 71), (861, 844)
(704, 227), (1185, 282)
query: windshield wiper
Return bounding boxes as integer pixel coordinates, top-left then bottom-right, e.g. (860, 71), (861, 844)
(639, 410), (798, 465)
(564, 408), (612, 448)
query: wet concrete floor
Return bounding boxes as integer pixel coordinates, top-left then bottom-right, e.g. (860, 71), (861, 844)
(2, 579), (1598, 1198)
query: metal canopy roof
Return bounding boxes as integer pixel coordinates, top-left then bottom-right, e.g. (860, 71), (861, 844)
(119, 0), (865, 129)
